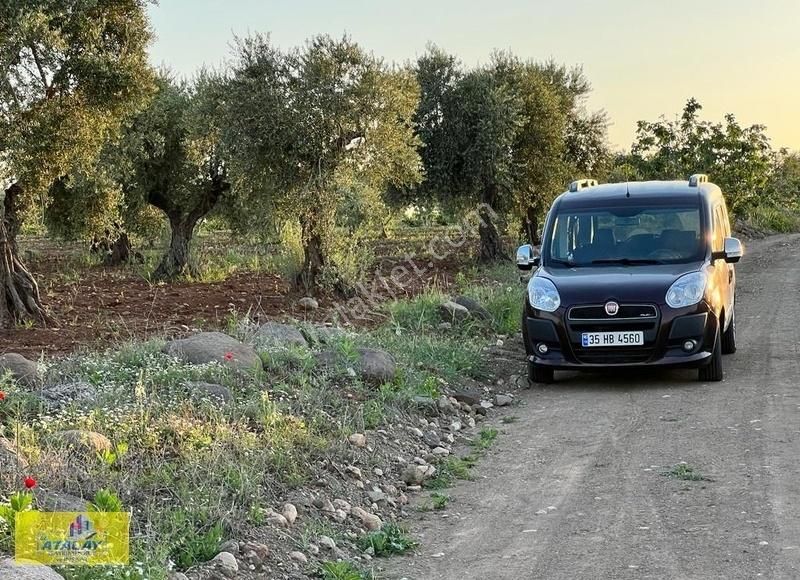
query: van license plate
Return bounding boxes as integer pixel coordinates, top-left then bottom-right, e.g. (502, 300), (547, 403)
(581, 331), (644, 347)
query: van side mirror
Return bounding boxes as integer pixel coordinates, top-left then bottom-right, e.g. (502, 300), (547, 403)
(516, 244), (540, 270)
(712, 237), (743, 263)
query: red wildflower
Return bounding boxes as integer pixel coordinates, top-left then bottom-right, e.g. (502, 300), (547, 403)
(24, 476), (36, 490)
(0, 391), (5, 401)
(223, 352), (235, 362)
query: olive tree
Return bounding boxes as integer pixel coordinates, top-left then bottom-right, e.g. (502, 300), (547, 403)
(116, 73), (230, 280)
(0, 0), (154, 325)
(224, 34), (422, 291)
(630, 99), (774, 213)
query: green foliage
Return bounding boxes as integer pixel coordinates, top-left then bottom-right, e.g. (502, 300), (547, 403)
(319, 561), (376, 580)
(89, 489), (124, 513)
(0, 491), (34, 550)
(115, 72), (231, 280)
(431, 492), (450, 510)
(665, 463), (707, 482)
(224, 34), (423, 289)
(0, 0), (155, 234)
(627, 98), (775, 214)
(745, 205), (800, 233)
(357, 524), (417, 556)
(169, 519), (224, 571)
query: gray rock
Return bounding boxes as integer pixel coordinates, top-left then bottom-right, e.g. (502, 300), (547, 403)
(289, 551), (308, 564)
(0, 353), (40, 387)
(356, 348), (397, 385)
(35, 490), (87, 512)
(38, 382), (96, 411)
(187, 382), (233, 405)
(282, 503), (298, 525)
(298, 297), (319, 310)
(495, 394), (513, 407)
(453, 388), (482, 406)
(438, 301), (471, 323)
(453, 295), (492, 321)
(311, 325), (347, 344)
(352, 506), (382, 531)
(422, 431), (441, 448)
(412, 396), (437, 414)
(212, 551), (239, 574)
(55, 430), (112, 454)
(0, 559), (64, 580)
(254, 322), (308, 348)
(402, 463), (435, 485)
(316, 348), (397, 385)
(163, 332), (263, 373)
(0, 438), (26, 473)
(318, 535), (337, 550)
(436, 395), (456, 415)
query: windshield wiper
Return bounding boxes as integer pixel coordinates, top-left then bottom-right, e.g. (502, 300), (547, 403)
(591, 258), (665, 265)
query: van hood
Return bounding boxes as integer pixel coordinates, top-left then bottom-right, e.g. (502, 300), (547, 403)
(539, 263), (703, 305)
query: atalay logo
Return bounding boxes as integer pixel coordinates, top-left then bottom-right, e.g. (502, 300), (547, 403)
(16, 511), (130, 565)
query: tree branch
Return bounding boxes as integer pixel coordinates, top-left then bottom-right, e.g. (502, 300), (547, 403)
(28, 43), (50, 93)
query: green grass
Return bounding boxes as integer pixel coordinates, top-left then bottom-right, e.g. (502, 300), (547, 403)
(431, 492), (450, 510)
(744, 205), (800, 233)
(357, 524), (417, 557)
(319, 561), (376, 580)
(664, 463), (707, 481)
(425, 456), (477, 489)
(426, 428), (500, 490)
(0, 258), (519, 578)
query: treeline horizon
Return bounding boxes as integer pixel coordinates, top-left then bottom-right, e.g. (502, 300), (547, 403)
(2, 2), (799, 329)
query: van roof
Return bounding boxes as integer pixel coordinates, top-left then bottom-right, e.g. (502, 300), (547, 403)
(555, 180), (723, 210)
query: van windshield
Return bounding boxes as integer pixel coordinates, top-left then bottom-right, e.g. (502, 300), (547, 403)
(546, 205), (704, 266)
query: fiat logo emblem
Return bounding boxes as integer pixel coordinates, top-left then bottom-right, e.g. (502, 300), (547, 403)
(604, 301), (619, 316)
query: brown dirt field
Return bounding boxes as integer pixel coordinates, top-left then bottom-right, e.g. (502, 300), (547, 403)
(1, 241), (463, 358)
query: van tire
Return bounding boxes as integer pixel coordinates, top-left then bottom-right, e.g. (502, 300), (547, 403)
(721, 309), (737, 354)
(528, 361), (554, 385)
(699, 327), (724, 382)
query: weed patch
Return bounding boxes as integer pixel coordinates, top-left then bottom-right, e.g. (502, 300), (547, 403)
(357, 523), (417, 556)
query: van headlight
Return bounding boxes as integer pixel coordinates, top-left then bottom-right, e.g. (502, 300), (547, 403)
(528, 277), (561, 312)
(666, 271), (707, 309)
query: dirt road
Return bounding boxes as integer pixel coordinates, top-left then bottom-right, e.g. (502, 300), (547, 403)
(385, 234), (800, 580)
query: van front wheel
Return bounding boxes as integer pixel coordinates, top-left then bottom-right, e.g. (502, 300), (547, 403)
(528, 361), (554, 385)
(699, 328), (724, 382)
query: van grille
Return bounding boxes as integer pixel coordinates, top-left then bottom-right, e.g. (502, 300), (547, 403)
(566, 303), (661, 364)
(568, 304), (658, 321)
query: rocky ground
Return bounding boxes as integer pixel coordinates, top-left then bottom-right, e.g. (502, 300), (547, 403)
(1, 277), (524, 580)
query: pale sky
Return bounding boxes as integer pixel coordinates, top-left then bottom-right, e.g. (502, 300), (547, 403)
(147, 0), (800, 152)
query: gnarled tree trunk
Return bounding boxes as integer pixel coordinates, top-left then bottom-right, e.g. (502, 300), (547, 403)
(148, 173), (228, 281)
(153, 213), (198, 280)
(0, 185), (50, 328)
(477, 186), (509, 262)
(524, 205), (541, 246)
(297, 210), (326, 292)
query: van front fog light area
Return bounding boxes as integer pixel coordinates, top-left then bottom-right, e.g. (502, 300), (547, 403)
(682, 339), (697, 352)
(537, 343), (549, 355)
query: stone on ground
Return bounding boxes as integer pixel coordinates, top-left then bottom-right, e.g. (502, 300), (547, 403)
(0, 559), (64, 580)
(38, 382), (96, 411)
(0, 353), (40, 387)
(253, 322), (308, 348)
(453, 295), (492, 321)
(55, 430), (112, 454)
(187, 382), (233, 405)
(438, 301), (471, 323)
(163, 332), (263, 373)
(298, 297), (319, 310)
